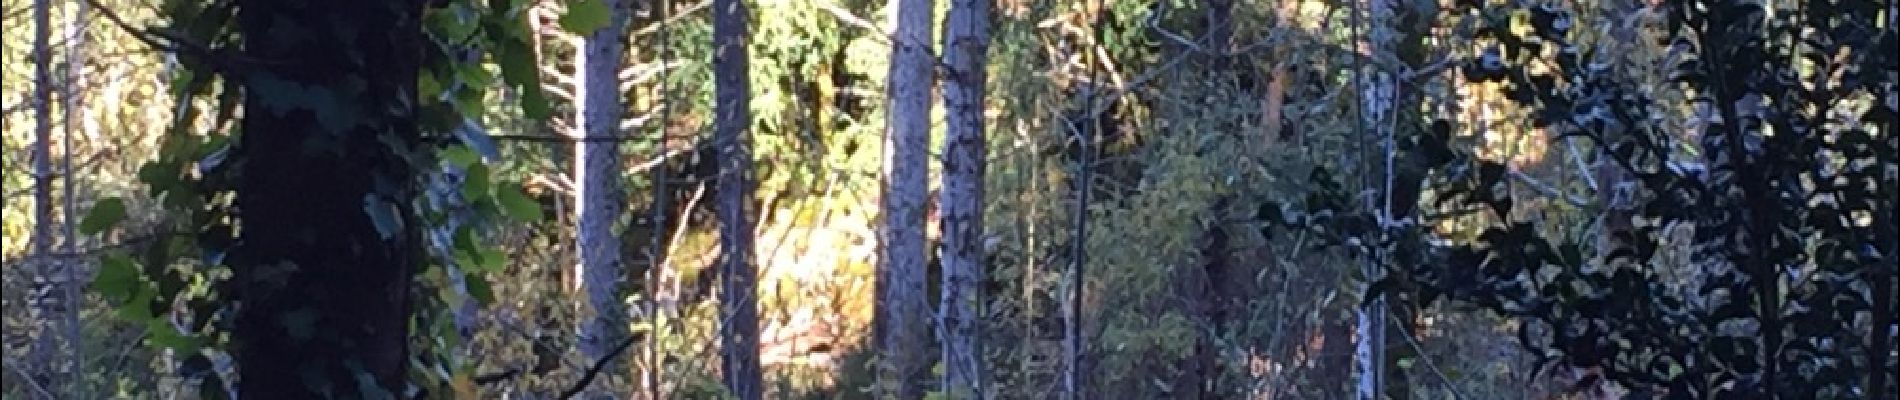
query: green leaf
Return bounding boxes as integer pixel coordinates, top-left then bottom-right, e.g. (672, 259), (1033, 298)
(92, 254), (141, 302)
(81, 197), (128, 235)
(494, 182), (543, 222)
(558, 0), (612, 35)
(146, 318), (202, 354)
(115, 285), (155, 321)
(442, 145), (481, 169)
(519, 82), (552, 120)
(465, 273), (496, 305)
(460, 163), (492, 200)
(475, 247), (506, 273)
(418, 72), (444, 105)
(496, 39), (537, 93)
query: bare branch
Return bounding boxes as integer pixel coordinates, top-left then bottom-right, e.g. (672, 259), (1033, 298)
(557, 334), (640, 400)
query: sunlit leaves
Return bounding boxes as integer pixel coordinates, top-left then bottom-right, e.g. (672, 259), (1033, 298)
(494, 181), (543, 222)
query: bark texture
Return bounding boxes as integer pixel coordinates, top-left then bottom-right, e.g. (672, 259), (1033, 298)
(28, 0), (65, 392)
(939, 0), (992, 396)
(230, 0), (424, 396)
(572, 0), (634, 391)
(713, 0), (763, 396)
(1353, 0), (1397, 397)
(878, 0), (937, 396)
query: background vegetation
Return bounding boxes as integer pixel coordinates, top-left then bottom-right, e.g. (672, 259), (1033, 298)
(2, 0), (1893, 398)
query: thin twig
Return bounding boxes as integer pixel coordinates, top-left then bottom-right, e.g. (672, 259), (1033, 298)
(557, 333), (641, 400)
(2, 356), (56, 399)
(1508, 168), (1592, 208)
(1388, 313), (1471, 400)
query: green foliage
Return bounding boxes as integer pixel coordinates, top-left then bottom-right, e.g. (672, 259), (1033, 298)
(1299, 0), (1900, 397)
(559, 0), (614, 35)
(78, 198), (127, 235)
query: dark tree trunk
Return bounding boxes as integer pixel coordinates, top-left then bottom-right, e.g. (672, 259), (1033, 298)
(230, 1), (425, 397)
(713, 0), (762, 396)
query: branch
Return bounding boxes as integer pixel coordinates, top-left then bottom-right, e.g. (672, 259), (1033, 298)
(471, 368), (522, 385)
(557, 334), (640, 400)
(816, 3), (961, 82)
(1508, 168), (1592, 209)
(1388, 313), (1470, 400)
(1, 356), (56, 400)
(0, 230), (179, 266)
(81, 0), (284, 76)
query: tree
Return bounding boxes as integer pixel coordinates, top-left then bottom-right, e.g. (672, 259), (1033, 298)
(1351, 0), (1397, 397)
(938, 0), (992, 396)
(27, 0), (63, 392)
(878, 0), (936, 395)
(569, 0), (635, 392)
(226, 0), (427, 396)
(712, 0), (762, 396)
(1349, 0), (1899, 397)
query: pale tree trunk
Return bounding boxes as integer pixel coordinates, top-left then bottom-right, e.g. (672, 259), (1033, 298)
(938, 0), (991, 396)
(879, 0), (936, 396)
(573, 0), (633, 394)
(712, 0), (762, 396)
(59, 0), (88, 396)
(1353, 0), (1397, 397)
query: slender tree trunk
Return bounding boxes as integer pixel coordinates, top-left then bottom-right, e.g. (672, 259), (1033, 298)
(572, 0), (634, 394)
(1353, 0), (1397, 397)
(712, 0), (762, 397)
(879, 0), (936, 395)
(939, 0), (992, 396)
(59, 1), (89, 396)
(229, 0), (424, 396)
(28, 0), (65, 393)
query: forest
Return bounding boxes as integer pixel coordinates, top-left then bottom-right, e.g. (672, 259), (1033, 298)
(0, 0), (1894, 398)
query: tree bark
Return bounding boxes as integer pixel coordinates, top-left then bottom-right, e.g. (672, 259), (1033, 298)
(230, 1), (425, 396)
(939, 0), (992, 396)
(572, 0), (634, 394)
(1353, 0), (1397, 397)
(879, 0), (936, 395)
(713, 0), (762, 396)
(28, 0), (65, 393)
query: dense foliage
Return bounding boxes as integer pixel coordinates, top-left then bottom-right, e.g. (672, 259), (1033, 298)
(2, 0), (1892, 398)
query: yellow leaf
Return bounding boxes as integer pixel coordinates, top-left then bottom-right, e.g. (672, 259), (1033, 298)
(451, 373), (477, 400)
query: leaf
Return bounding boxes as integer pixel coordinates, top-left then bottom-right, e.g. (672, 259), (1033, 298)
(460, 164), (492, 200)
(494, 182), (543, 222)
(363, 195), (404, 240)
(81, 197), (128, 235)
(441, 145), (480, 169)
(519, 81), (552, 120)
(559, 0), (612, 35)
(92, 254), (141, 303)
(465, 274), (496, 305)
(494, 39), (547, 121)
(475, 247), (506, 273)
(146, 317), (202, 354)
(451, 373), (478, 400)
(115, 285), (155, 321)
